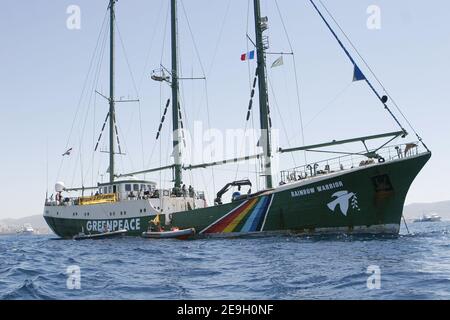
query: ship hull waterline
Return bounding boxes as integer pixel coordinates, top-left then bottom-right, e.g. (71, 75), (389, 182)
(44, 152), (430, 239)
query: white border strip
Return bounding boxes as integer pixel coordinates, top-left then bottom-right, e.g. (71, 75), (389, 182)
(260, 194), (274, 232)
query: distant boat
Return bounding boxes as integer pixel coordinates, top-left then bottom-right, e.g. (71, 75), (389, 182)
(414, 214), (441, 223)
(17, 224), (34, 235)
(142, 228), (196, 240)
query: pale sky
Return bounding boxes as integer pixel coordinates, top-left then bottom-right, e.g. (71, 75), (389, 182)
(1, 0), (449, 219)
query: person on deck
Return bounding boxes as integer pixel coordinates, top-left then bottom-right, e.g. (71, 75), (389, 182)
(148, 215), (163, 232)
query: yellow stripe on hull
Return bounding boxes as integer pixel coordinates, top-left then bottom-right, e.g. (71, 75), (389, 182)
(222, 198), (258, 233)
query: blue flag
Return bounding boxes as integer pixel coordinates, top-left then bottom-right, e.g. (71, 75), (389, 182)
(353, 64), (365, 82)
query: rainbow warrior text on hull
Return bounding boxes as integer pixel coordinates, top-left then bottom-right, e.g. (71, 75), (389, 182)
(44, 0), (431, 239)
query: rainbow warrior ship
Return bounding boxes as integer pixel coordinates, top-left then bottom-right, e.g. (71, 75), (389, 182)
(44, 0), (431, 238)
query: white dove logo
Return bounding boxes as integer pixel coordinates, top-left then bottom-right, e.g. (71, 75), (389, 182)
(327, 191), (360, 216)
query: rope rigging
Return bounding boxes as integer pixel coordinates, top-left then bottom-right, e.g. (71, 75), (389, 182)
(57, 9), (109, 182)
(70, 10), (110, 189)
(137, 0), (166, 93)
(113, 114), (123, 155)
(115, 17), (146, 171)
(235, 0), (267, 189)
(315, 0), (429, 152)
(237, 0), (296, 187)
(274, 0), (307, 164)
(206, 0), (232, 76)
(246, 69), (259, 122)
(156, 99), (171, 140)
(308, 0), (417, 144)
(245, 0), (260, 190)
(267, 76), (297, 167)
(94, 112), (110, 151)
(178, 102), (187, 148)
(65, 2), (171, 189)
(87, 13), (143, 180)
(179, 0), (216, 194)
(143, 0), (170, 173)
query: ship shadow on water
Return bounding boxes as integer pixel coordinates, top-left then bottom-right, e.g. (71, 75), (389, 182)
(42, 221), (449, 244)
(47, 231), (402, 242)
(190, 230), (401, 243)
(290, 233), (400, 243)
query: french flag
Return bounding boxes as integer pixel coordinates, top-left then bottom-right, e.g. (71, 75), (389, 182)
(241, 50), (255, 61)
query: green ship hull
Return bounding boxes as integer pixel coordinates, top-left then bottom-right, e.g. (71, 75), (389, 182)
(44, 215), (153, 238)
(44, 152), (430, 238)
(172, 152), (430, 236)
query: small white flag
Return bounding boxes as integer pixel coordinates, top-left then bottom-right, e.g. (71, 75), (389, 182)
(271, 56), (284, 68)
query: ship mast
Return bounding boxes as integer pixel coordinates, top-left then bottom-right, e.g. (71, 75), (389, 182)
(108, 0), (116, 184)
(171, 0), (183, 190)
(254, 0), (273, 189)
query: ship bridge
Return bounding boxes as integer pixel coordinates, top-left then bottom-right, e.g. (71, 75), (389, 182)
(97, 179), (157, 200)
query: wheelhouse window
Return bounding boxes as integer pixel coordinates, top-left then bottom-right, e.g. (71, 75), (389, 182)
(125, 184), (132, 192)
(133, 184), (139, 192)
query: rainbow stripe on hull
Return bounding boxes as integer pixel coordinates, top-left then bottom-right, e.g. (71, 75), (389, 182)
(201, 195), (273, 234)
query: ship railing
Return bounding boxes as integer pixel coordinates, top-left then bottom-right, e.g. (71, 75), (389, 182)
(280, 142), (423, 185)
(125, 189), (205, 200)
(44, 196), (80, 207)
(79, 193), (118, 205)
(45, 189), (208, 206)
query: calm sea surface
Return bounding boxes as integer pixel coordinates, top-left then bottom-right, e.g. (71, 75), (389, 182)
(1, 221), (449, 300)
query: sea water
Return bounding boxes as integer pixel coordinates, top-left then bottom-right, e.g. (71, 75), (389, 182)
(0, 221), (449, 300)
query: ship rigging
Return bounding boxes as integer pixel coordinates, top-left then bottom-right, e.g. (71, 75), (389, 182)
(44, 0), (431, 239)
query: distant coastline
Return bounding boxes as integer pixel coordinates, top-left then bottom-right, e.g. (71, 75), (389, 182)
(0, 215), (52, 235)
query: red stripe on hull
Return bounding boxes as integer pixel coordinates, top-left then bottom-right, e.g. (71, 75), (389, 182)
(203, 201), (253, 234)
